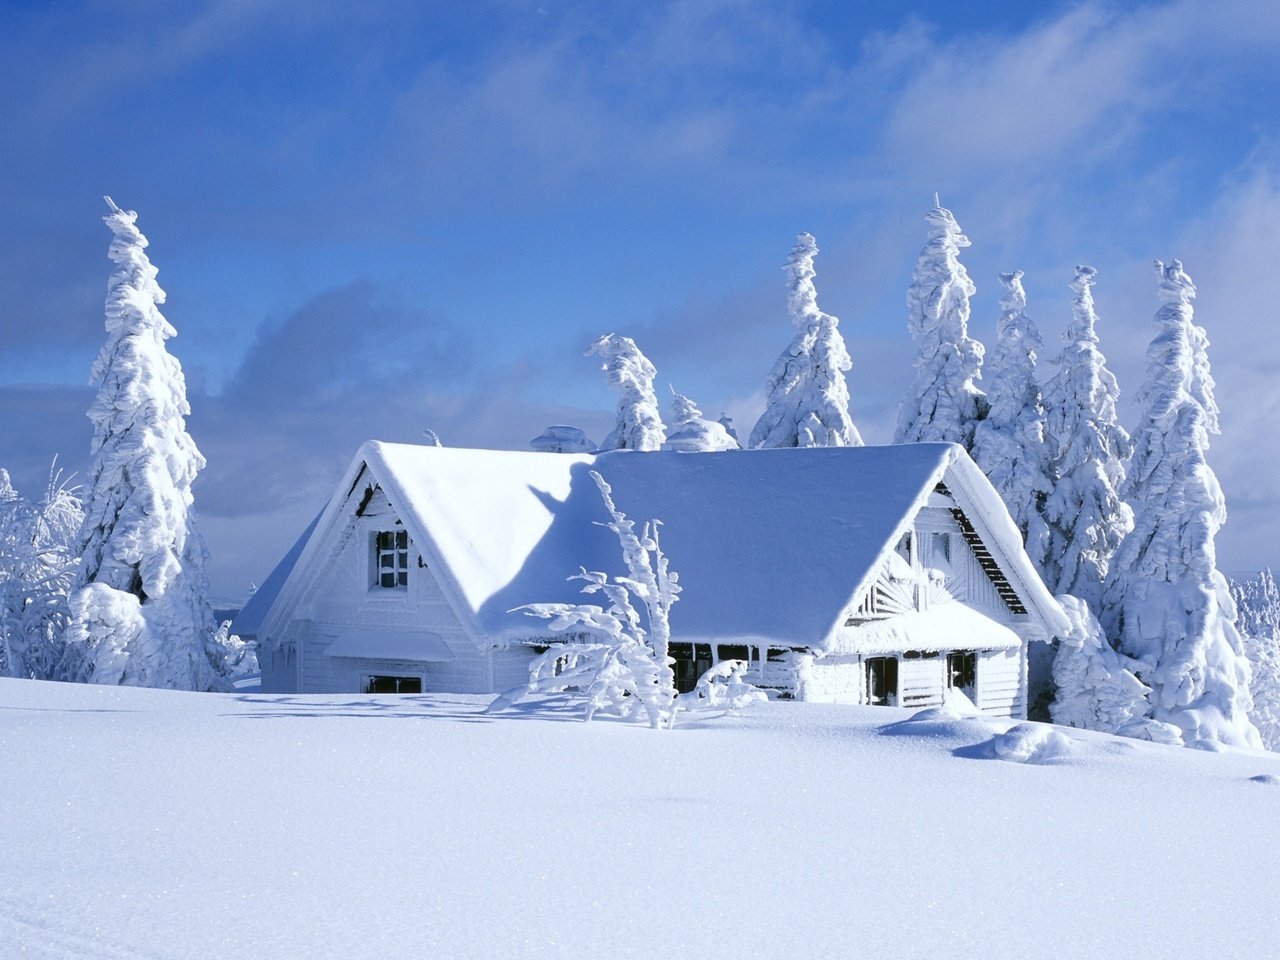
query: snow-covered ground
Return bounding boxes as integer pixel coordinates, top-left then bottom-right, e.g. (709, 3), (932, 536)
(3, 678), (1279, 960)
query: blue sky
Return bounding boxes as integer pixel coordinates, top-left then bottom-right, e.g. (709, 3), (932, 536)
(3, 0), (1279, 600)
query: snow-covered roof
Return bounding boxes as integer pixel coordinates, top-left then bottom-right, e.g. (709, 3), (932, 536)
(325, 630), (454, 662)
(232, 510), (322, 638)
(257, 441), (1067, 652)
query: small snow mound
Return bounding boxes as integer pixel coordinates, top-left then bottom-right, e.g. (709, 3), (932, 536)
(1248, 774), (1280, 786)
(990, 724), (1076, 765)
(1116, 718), (1184, 746)
(1186, 738), (1229, 753)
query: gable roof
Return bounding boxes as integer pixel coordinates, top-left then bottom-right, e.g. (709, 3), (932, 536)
(252, 441), (1068, 652)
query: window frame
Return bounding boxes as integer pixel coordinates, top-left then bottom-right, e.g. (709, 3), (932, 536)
(372, 528), (410, 590)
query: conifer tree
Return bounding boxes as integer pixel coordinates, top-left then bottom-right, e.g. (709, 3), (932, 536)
(66, 197), (230, 691)
(664, 389), (739, 452)
(0, 465), (83, 680)
(1231, 569), (1280, 749)
(749, 233), (862, 449)
(893, 198), (986, 449)
(1103, 259), (1259, 748)
(971, 270), (1052, 566)
(1040, 266), (1133, 612)
(587, 334), (666, 452)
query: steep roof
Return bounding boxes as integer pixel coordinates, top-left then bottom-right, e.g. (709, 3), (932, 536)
(255, 441), (1067, 651)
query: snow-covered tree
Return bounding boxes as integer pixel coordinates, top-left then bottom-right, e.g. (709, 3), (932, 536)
(422, 428), (443, 447)
(749, 233), (862, 448)
(587, 334), (666, 451)
(0, 465), (83, 680)
(501, 470), (680, 728)
(65, 197), (232, 692)
(1103, 259), (1259, 748)
(530, 425), (596, 454)
(1050, 594), (1150, 733)
(664, 389), (739, 452)
(1231, 569), (1280, 750)
(970, 270), (1052, 566)
(893, 199), (986, 449)
(1040, 266), (1133, 613)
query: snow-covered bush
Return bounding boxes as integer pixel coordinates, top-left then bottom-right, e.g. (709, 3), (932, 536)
(1050, 594), (1150, 734)
(989, 723), (1076, 764)
(970, 270), (1052, 568)
(65, 581), (147, 685)
(664, 389), (739, 452)
(1103, 260), (1259, 749)
(503, 470), (681, 728)
(680, 659), (767, 714)
(1231, 569), (1280, 750)
(67, 197), (233, 692)
(1041, 266), (1132, 611)
(530, 425), (595, 454)
(0, 465), (84, 680)
(893, 198), (986, 449)
(748, 233), (862, 449)
(587, 334), (666, 451)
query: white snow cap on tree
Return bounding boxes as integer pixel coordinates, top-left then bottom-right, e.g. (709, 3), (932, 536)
(1103, 259), (1259, 748)
(530, 425), (596, 454)
(66, 197), (230, 692)
(748, 233), (862, 449)
(1040, 266), (1133, 613)
(663, 388), (739, 452)
(894, 197), (986, 448)
(970, 270), (1052, 567)
(587, 334), (666, 452)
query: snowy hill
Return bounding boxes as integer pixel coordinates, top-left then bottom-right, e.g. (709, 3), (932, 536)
(4, 679), (1279, 959)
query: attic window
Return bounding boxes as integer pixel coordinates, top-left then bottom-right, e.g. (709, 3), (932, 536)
(895, 532), (912, 562)
(375, 530), (410, 588)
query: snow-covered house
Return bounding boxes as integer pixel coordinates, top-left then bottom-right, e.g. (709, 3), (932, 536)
(235, 442), (1067, 716)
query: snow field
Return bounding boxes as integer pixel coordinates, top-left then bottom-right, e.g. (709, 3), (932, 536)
(3, 679), (1279, 959)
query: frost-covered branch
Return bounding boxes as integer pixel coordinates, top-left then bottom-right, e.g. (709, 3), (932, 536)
(500, 470), (681, 727)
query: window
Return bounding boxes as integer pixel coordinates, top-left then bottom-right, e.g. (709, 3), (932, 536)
(894, 531), (913, 565)
(669, 642), (713, 694)
(947, 651), (977, 697)
(929, 531), (952, 565)
(374, 530), (409, 588)
(865, 656), (898, 707)
(365, 675), (422, 694)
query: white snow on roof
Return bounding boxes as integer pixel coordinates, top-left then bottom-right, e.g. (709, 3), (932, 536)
(325, 630), (454, 662)
(363, 441), (966, 647)
(832, 601), (1022, 655)
(232, 510), (322, 638)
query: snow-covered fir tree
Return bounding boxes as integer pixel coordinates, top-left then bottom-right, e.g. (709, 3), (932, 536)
(0, 466), (83, 680)
(1231, 569), (1280, 750)
(893, 198), (986, 449)
(748, 233), (862, 449)
(1050, 594), (1150, 734)
(663, 389), (739, 452)
(970, 270), (1052, 567)
(530, 425), (595, 454)
(1103, 259), (1259, 748)
(587, 334), (666, 451)
(65, 197), (232, 692)
(1040, 266), (1133, 613)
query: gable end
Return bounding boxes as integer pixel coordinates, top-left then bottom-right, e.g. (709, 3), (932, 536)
(937, 482), (1027, 615)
